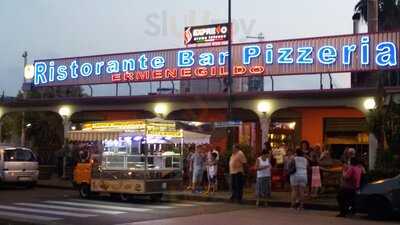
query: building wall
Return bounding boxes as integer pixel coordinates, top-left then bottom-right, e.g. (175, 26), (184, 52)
(293, 107), (365, 145)
(179, 78), (251, 94)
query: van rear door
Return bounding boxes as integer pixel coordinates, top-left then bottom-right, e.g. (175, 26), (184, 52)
(4, 148), (38, 182)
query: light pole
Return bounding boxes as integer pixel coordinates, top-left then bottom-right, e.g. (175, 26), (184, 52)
(58, 106), (72, 179)
(227, 0), (234, 152)
(21, 51), (28, 146)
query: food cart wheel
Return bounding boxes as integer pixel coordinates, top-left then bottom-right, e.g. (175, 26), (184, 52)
(79, 184), (93, 199)
(120, 193), (131, 201)
(150, 193), (163, 202)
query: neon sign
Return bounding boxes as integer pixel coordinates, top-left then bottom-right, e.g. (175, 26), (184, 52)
(33, 31), (400, 87)
(184, 23), (230, 46)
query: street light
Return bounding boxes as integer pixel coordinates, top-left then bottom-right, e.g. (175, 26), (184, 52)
(257, 101), (271, 114)
(245, 33), (266, 92)
(58, 106), (72, 118)
(24, 64), (35, 80)
(364, 98), (376, 110)
(154, 103), (168, 118)
(246, 32), (265, 40)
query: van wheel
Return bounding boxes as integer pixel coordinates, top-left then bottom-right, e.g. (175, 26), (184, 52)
(367, 195), (392, 220)
(150, 194), (163, 202)
(79, 184), (92, 199)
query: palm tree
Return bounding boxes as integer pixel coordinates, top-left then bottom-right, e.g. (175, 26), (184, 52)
(355, 0), (400, 31)
(354, 1), (400, 170)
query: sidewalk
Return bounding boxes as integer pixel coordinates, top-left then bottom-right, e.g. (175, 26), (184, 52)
(37, 177), (338, 211)
(166, 190), (337, 211)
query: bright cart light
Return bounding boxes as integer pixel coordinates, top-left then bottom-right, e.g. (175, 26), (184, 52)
(154, 103), (168, 115)
(257, 101), (271, 114)
(24, 64), (35, 80)
(58, 106), (72, 117)
(363, 98), (376, 110)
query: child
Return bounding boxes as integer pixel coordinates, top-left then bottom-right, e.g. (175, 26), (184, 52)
(311, 160), (322, 197)
(207, 152), (218, 195)
(255, 149), (271, 207)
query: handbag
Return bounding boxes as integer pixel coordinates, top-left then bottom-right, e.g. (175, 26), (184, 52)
(288, 159), (296, 175)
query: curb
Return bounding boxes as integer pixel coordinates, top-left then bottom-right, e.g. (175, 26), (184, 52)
(164, 193), (338, 211)
(35, 184), (338, 211)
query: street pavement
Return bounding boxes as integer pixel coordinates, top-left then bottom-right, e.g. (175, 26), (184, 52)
(0, 187), (396, 225)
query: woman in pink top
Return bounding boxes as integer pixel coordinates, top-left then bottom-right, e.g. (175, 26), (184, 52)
(336, 158), (362, 217)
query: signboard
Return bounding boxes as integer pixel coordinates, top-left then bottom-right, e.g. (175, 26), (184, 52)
(146, 130), (183, 138)
(33, 31), (400, 87)
(184, 23), (230, 46)
(82, 120), (146, 131)
(214, 121), (242, 128)
(91, 179), (145, 194)
(146, 121), (182, 138)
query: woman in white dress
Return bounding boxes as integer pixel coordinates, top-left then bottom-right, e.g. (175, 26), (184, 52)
(290, 148), (308, 210)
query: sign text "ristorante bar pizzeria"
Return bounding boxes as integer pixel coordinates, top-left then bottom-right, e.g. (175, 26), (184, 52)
(33, 31), (400, 87)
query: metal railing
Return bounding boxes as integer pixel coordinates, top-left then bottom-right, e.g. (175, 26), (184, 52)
(102, 154), (181, 171)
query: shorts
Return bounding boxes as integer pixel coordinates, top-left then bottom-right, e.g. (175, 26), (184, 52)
(256, 176), (271, 198)
(192, 169), (203, 183)
(208, 175), (217, 184)
(290, 175), (307, 187)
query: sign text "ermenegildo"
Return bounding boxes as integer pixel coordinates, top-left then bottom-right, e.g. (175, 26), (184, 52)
(33, 31), (400, 87)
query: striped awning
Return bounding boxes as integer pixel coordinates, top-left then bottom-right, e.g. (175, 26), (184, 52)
(67, 131), (122, 141)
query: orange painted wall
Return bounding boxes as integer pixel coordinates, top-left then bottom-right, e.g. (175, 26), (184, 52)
(293, 107), (365, 146)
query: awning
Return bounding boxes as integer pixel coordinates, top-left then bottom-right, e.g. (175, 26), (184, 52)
(67, 131), (122, 141)
(67, 129), (210, 144)
(171, 130), (211, 144)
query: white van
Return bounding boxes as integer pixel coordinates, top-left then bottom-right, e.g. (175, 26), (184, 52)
(0, 146), (39, 187)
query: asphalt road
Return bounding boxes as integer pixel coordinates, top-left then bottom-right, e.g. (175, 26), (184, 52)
(0, 187), (396, 225)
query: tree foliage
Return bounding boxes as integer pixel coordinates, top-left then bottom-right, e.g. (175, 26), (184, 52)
(355, 0), (400, 31)
(1, 86), (84, 164)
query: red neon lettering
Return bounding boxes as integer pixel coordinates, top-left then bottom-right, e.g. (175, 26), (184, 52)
(124, 72), (135, 81)
(135, 71), (150, 81)
(210, 66), (217, 76)
(218, 67), (228, 76)
(112, 74), (121, 82)
(165, 69), (178, 79)
(249, 66), (265, 74)
(180, 68), (192, 78)
(152, 70), (164, 80)
(194, 67), (208, 77)
(233, 66), (246, 76)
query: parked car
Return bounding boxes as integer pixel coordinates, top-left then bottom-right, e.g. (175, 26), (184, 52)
(356, 174), (400, 219)
(0, 146), (39, 188)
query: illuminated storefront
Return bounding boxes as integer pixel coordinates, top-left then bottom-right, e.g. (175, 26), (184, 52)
(0, 30), (396, 192)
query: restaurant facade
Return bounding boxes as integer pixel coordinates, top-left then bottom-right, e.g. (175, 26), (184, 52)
(1, 30), (400, 176)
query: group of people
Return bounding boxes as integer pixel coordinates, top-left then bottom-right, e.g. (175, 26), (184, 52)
(186, 141), (366, 216)
(283, 141), (326, 210)
(186, 144), (271, 205)
(186, 144), (220, 195)
(284, 141), (366, 215)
